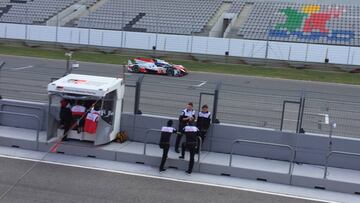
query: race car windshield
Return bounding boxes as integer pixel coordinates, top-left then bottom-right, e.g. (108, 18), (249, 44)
(155, 59), (169, 65)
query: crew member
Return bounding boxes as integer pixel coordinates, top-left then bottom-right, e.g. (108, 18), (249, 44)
(196, 104), (211, 151)
(179, 121), (199, 175)
(71, 100), (86, 133)
(59, 99), (72, 141)
(175, 102), (195, 153)
(84, 106), (101, 134)
(159, 120), (177, 173)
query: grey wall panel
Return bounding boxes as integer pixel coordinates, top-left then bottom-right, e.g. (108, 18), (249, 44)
(325, 180), (360, 194)
(0, 99), (47, 130)
(294, 149), (327, 165)
(328, 137), (360, 170)
(293, 134), (330, 165)
(291, 176), (325, 190)
(332, 137), (360, 153)
(326, 153), (360, 170)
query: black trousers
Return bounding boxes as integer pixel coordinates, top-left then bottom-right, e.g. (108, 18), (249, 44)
(197, 130), (207, 151)
(181, 143), (196, 173)
(175, 133), (183, 151)
(159, 143), (170, 170)
(63, 120), (72, 136)
(199, 130), (207, 143)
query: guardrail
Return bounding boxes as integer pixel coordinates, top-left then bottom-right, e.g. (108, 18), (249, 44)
(0, 111), (41, 150)
(0, 102), (45, 129)
(143, 128), (202, 164)
(143, 129), (162, 155)
(229, 139), (295, 182)
(323, 151), (360, 179)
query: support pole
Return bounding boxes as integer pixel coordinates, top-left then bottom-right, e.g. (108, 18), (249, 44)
(212, 82), (221, 124)
(134, 75), (144, 114)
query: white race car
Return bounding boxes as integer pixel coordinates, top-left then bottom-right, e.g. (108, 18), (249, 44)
(127, 58), (188, 77)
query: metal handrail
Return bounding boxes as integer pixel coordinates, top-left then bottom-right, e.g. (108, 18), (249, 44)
(229, 139), (295, 176)
(323, 151), (360, 179)
(0, 102), (45, 128)
(143, 129), (202, 164)
(0, 102), (45, 112)
(143, 129), (163, 155)
(0, 111), (41, 150)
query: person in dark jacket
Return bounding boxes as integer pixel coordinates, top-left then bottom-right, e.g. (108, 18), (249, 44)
(175, 102), (195, 153)
(179, 121), (199, 175)
(59, 99), (72, 141)
(196, 104), (211, 151)
(159, 120), (177, 173)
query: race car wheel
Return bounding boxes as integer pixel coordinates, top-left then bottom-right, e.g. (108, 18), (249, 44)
(132, 65), (140, 73)
(166, 68), (174, 76)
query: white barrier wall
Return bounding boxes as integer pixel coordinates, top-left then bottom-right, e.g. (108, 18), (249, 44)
(1, 23), (359, 65)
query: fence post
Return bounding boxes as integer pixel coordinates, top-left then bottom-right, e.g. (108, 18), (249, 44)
(265, 19), (272, 59)
(101, 31), (104, 46)
(134, 74), (144, 114)
(251, 43), (255, 57)
(288, 45), (292, 61)
(212, 82), (221, 124)
(298, 89), (306, 132)
(347, 46), (351, 64)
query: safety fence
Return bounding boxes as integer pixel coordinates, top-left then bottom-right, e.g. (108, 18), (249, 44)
(1, 22), (360, 65)
(124, 74), (360, 139)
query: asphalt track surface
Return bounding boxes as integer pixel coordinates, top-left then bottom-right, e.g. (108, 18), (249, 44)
(0, 55), (360, 137)
(0, 157), (325, 203)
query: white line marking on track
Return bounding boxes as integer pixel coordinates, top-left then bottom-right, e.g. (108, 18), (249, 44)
(0, 154), (339, 203)
(195, 81), (207, 87)
(3, 65), (34, 70)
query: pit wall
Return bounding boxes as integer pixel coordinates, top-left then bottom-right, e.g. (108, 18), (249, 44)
(1, 99), (360, 170)
(121, 113), (360, 171)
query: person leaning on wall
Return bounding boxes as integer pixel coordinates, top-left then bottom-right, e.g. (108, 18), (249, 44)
(158, 120), (177, 173)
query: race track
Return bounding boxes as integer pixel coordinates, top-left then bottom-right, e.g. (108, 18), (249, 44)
(0, 54), (359, 138)
(0, 156), (325, 203)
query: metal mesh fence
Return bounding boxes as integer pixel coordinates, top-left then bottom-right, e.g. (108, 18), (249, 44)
(138, 75), (217, 118)
(128, 74), (360, 139)
(302, 92), (360, 138)
(218, 84), (301, 129)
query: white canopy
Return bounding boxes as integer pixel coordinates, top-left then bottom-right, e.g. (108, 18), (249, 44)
(47, 74), (122, 97)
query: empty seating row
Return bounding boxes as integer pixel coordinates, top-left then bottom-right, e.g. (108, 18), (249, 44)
(0, 0), (77, 24)
(227, 0), (245, 13)
(77, 0), (223, 35)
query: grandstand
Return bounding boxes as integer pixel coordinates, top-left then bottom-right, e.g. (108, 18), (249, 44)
(0, 0), (78, 24)
(238, 2), (359, 45)
(0, 0), (359, 45)
(77, 0), (223, 35)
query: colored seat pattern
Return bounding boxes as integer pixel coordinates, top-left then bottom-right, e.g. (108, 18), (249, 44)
(238, 2), (358, 46)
